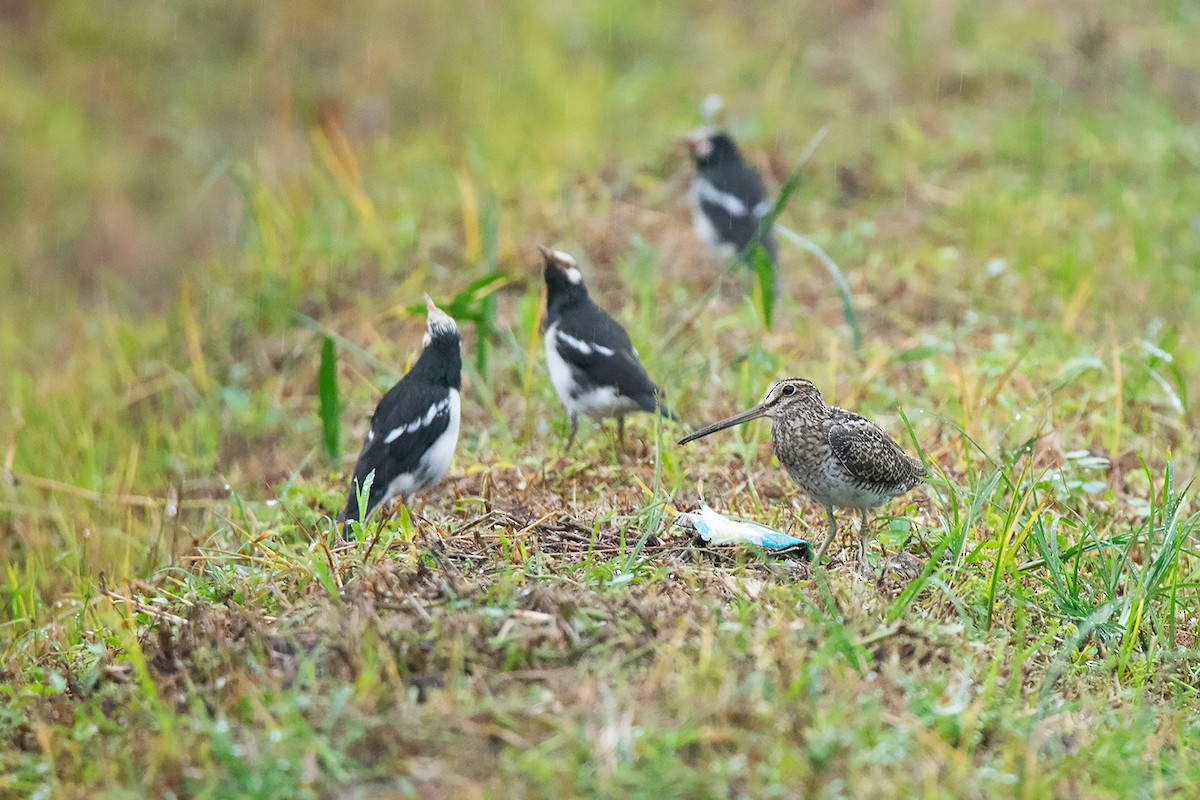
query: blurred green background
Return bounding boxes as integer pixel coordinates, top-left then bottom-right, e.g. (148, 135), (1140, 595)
(7, 0), (1199, 313)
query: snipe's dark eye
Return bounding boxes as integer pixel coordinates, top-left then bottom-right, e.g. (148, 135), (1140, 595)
(782, 384), (796, 396)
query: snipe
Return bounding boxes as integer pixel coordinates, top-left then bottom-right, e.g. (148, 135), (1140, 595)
(679, 377), (926, 565)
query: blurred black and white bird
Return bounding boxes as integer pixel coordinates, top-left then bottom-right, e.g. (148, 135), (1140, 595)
(540, 246), (674, 448)
(684, 127), (777, 266)
(338, 294), (462, 526)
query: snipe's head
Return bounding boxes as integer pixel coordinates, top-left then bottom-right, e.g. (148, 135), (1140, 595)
(757, 378), (824, 415)
(678, 378), (823, 445)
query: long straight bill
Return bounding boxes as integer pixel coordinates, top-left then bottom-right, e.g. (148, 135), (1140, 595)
(678, 404), (768, 445)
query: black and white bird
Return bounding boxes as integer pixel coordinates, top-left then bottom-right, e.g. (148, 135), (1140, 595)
(338, 294), (462, 526)
(540, 246), (674, 448)
(684, 127), (777, 265)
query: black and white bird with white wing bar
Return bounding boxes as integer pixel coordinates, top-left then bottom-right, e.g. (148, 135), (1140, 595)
(685, 127), (777, 266)
(540, 246), (675, 448)
(339, 294), (462, 526)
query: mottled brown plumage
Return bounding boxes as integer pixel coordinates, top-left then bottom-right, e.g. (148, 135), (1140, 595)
(679, 377), (926, 565)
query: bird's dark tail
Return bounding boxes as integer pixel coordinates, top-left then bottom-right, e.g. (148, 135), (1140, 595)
(634, 388), (678, 423)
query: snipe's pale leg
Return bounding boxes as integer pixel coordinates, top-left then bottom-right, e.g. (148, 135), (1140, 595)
(856, 511), (873, 575)
(811, 504), (839, 564)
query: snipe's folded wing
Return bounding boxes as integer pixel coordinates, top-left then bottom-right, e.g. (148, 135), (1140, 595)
(826, 411), (925, 491)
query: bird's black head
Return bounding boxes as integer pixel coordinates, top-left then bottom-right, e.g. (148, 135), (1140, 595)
(684, 127), (744, 170)
(415, 294), (461, 388)
(540, 246), (589, 313)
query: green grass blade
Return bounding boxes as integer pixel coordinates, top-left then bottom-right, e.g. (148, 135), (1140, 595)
(749, 244), (777, 329)
(775, 224), (862, 351)
(318, 336), (340, 463)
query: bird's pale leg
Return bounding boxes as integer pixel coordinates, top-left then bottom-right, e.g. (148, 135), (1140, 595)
(566, 413), (579, 451)
(810, 505), (839, 564)
(617, 416), (626, 451)
(857, 510), (872, 573)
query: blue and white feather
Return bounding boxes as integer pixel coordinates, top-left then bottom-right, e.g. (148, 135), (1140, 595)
(676, 504), (808, 551)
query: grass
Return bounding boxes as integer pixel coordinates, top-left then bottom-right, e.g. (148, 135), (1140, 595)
(3, 0), (1200, 797)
